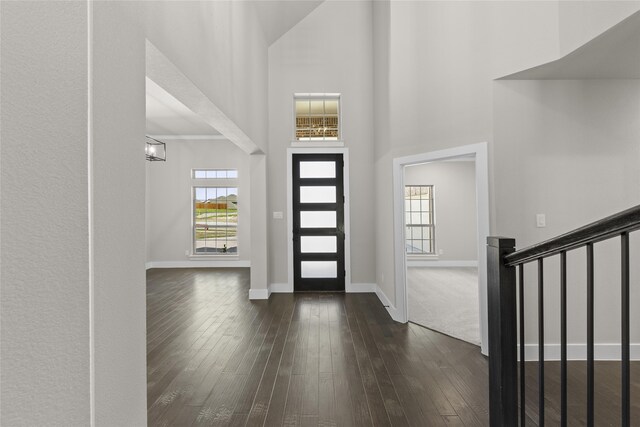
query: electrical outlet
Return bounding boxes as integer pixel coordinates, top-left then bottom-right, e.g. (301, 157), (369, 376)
(185, 249), (189, 256)
(273, 211), (283, 219)
(536, 214), (546, 228)
(438, 249), (444, 255)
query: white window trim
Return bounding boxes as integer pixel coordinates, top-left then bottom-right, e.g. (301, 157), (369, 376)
(191, 168), (239, 179)
(404, 184), (436, 256)
(191, 174), (240, 257)
(290, 140), (345, 148)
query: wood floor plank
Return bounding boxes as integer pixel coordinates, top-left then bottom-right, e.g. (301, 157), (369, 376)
(302, 297), (320, 417)
(196, 372), (247, 426)
(318, 371), (338, 427)
(389, 373), (446, 427)
(233, 300), (287, 415)
(332, 300), (370, 427)
(344, 297), (392, 426)
(355, 311), (409, 426)
(245, 298), (295, 426)
(283, 374), (306, 426)
(262, 316), (301, 426)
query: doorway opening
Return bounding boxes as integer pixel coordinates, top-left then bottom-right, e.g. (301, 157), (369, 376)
(392, 142), (490, 354)
(404, 160), (479, 345)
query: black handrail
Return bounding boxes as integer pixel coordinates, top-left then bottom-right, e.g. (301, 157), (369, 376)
(505, 203), (640, 266)
(487, 203), (638, 427)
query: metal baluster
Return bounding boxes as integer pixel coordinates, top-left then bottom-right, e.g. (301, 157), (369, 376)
(560, 251), (567, 427)
(621, 233), (630, 427)
(538, 258), (545, 427)
(587, 243), (594, 427)
(519, 264), (526, 426)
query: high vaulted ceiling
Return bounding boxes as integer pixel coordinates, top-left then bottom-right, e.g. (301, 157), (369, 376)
(146, 1), (324, 137)
(145, 77), (221, 137)
(252, 0), (324, 45)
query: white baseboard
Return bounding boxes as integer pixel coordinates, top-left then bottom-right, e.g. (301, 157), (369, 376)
(249, 288), (269, 300)
(346, 282), (377, 293)
(406, 260), (478, 268)
(520, 343), (640, 361)
(145, 260), (251, 269)
(269, 283), (292, 293)
(375, 285), (402, 322)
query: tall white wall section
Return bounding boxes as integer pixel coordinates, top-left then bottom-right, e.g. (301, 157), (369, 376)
(1, 2), (91, 424)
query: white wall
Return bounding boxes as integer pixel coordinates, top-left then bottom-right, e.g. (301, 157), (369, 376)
(1, 0), (270, 424)
(1, 2), (91, 424)
(373, 1), (640, 357)
(494, 79), (640, 353)
(93, 2), (269, 421)
(375, 0), (561, 307)
(267, 1), (376, 286)
(92, 3), (148, 423)
(146, 140), (251, 265)
(404, 161), (477, 262)
(559, 1), (640, 55)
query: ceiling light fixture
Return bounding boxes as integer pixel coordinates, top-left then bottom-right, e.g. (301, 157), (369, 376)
(145, 136), (166, 162)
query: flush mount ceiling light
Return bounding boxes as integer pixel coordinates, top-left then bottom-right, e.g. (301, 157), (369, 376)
(145, 136), (166, 162)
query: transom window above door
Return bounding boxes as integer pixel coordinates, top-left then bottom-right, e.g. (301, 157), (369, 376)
(192, 169), (238, 179)
(294, 94), (340, 142)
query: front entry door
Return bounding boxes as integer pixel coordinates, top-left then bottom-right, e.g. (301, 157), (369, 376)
(292, 154), (345, 292)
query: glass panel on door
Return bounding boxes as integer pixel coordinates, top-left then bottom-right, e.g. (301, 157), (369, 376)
(300, 211), (337, 228)
(300, 236), (337, 253)
(299, 161), (336, 178)
(301, 261), (338, 278)
(300, 186), (336, 203)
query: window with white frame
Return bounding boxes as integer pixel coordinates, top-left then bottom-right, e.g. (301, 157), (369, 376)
(405, 185), (435, 254)
(193, 169), (238, 179)
(192, 169), (238, 254)
(294, 94), (340, 141)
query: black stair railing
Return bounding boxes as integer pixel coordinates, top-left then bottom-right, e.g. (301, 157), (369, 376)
(487, 204), (640, 427)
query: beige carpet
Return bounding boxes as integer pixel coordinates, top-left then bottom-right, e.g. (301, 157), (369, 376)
(407, 267), (480, 345)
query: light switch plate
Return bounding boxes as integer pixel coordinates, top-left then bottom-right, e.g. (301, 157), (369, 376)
(536, 213), (546, 228)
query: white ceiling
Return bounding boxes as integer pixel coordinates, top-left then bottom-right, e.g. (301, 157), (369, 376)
(146, 2), (325, 137)
(145, 77), (221, 137)
(252, 0), (324, 45)
(501, 10), (640, 79)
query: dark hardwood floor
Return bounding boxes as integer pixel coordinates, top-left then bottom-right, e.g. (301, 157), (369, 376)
(147, 268), (489, 426)
(147, 268), (639, 426)
(522, 360), (640, 426)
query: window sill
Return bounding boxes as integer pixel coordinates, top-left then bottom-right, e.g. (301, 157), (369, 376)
(189, 255), (239, 260)
(291, 141), (345, 148)
(406, 254), (439, 260)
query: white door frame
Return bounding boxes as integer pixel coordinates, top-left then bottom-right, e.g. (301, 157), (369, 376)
(287, 147), (351, 292)
(393, 142), (490, 355)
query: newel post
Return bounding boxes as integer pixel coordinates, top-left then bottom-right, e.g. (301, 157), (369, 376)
(487, 237), (518, 427)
